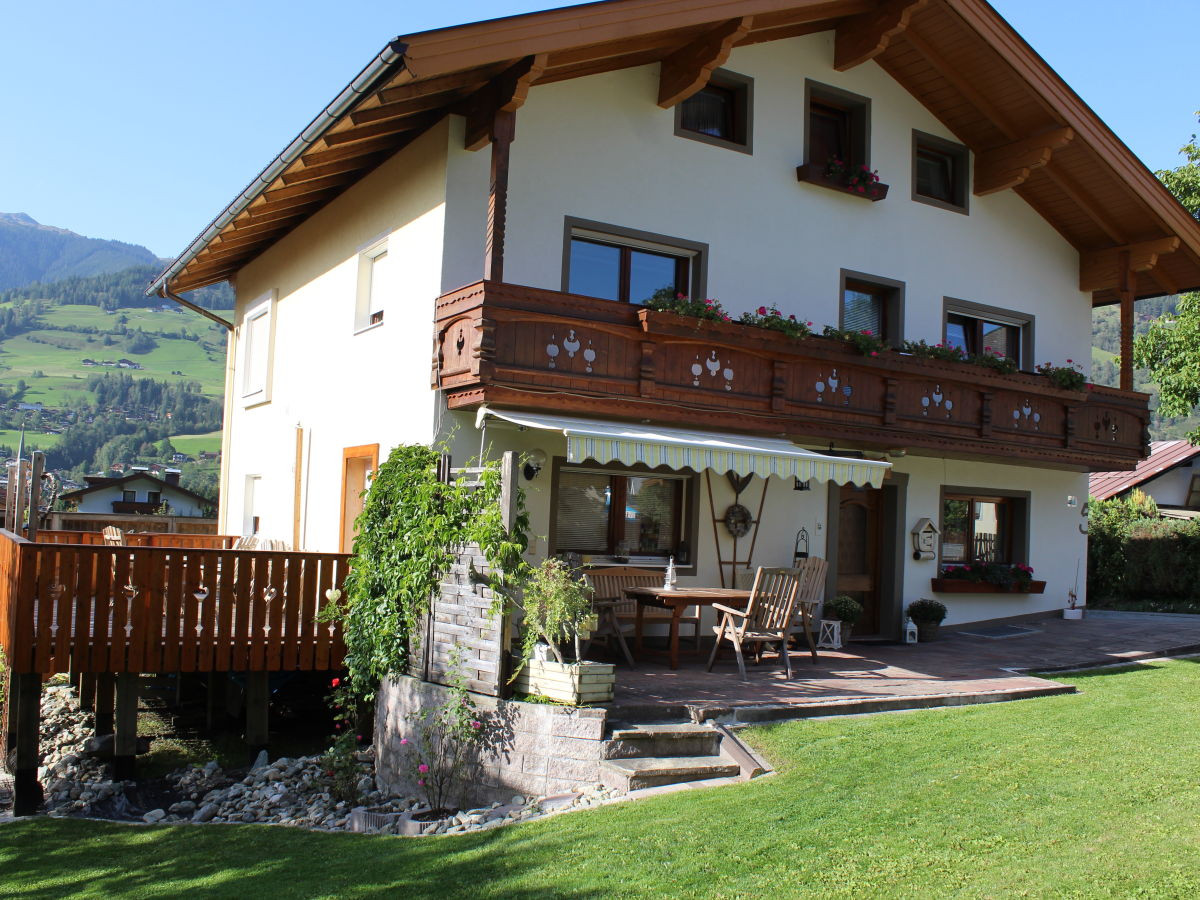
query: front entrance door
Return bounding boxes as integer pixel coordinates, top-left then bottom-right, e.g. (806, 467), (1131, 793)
(836, 483), (883, 637)
(340, 444), (379, 554)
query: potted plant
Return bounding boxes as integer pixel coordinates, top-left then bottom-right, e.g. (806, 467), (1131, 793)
(1063, 589), (1084, 620)
(511, 558), (615, 704)
(824, 594), (863, 643)
(906, 598), (947, 642)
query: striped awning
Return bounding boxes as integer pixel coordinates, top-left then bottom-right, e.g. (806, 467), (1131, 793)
(475, 407), (889, 488)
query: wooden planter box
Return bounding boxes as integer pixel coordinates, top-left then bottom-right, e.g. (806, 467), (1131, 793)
(512, 658), (616, 704)
(930, 579), (1047, 594)
(795, 163), (889, 201)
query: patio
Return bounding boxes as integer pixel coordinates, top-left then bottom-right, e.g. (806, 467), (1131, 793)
(604, 610), (1200, 723)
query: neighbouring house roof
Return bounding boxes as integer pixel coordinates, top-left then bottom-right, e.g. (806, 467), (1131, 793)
(59, 471), (212, 506)
(149, 0), (1200, 305)
(1088, 440), (1200, 500)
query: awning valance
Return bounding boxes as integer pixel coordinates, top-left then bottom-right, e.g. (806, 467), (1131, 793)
(476, 407), (890, 488)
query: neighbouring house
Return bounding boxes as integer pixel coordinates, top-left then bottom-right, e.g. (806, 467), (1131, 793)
(148, 0), (1200, 638)
(58, 468), (210, 517)
(1090, 440), (1200, 519)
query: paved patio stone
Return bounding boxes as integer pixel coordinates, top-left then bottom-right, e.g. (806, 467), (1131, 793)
(605, 611), (1200, 719)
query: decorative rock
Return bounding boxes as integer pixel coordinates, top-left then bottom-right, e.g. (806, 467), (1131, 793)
(193, 804), (219, 823)
(143, 809), (167, 824)
(169, 800), (197, 815)
(250, 750), (270, 772)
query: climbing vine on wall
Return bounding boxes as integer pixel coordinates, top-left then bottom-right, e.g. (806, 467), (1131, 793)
(322, 443), (528, 695)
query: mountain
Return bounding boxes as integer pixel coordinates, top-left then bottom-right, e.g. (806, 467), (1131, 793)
(0, 213), (162, 291)
(1, 265), (233, 311)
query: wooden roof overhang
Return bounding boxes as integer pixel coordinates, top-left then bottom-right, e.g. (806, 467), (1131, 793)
(150, 0), (1200, 307)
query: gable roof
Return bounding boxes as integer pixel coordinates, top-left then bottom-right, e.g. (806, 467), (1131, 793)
(149, 0), (1200, 306)
(1088, 440), (1200, 500)
(59, 471), (212, 506)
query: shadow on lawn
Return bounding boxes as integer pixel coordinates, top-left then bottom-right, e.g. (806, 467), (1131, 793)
(2, 818), (614, 899)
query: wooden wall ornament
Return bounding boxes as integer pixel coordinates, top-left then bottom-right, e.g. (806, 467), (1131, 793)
(656, 16), (752, 108)
(833, 0), (928, 72)
(973, 127), (1075, 196)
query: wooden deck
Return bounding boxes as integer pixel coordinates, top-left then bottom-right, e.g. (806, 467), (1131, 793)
(0, 528), (348, 675)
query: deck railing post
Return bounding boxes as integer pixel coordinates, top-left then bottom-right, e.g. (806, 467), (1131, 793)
(12, 672), (44, 816)
(79, 673), (97, 712)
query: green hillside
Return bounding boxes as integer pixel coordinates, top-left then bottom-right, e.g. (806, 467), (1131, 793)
(0, 213), (161, 290)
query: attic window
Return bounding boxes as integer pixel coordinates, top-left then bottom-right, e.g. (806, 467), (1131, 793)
(805, 81), (870, 172)
(913, 131), (970, 213)
(356, 238), (390, 332)
(675, 70), (753, 154)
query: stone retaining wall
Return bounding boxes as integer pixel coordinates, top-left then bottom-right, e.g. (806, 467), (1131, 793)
(375, 676), (609, 805)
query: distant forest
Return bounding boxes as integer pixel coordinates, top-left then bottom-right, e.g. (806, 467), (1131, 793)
(0, 265), (233, 311)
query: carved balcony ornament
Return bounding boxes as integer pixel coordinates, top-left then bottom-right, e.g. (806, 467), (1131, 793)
(48, 583), (64, 637)
(815, 368), (853, 405)
(545, 329), (594, 371)
(691, 350), (734, 390)
(262, 587), (278, 636)
(1011, 399), (1042, 430)
(192, 584), (210, 635)
(921, 384), (954, 418)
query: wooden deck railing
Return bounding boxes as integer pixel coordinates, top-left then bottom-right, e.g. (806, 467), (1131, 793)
(33, 530), (238, 549)
(0, 529), (348, 675)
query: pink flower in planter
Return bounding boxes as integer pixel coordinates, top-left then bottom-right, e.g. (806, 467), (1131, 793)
(857, 186), (866, 193)
(788, 315), (797, 321)
(870, 351), (879, 357)
(806, 321), (813, 327)
(418, 763), (429, 774)
(417, 779), (426, 787)
(331, 678), (340, 687)
(470, 720), (482, 730)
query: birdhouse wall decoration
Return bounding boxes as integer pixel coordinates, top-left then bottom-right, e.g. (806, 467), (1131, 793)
(911, 517), (940, 561)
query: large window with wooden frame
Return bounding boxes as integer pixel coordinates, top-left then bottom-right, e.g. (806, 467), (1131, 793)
(805, 81), (870, 172)
(551, 464), (694, 565)
(563, 219), (706, 304)
(912, 131), (970, 213)
(675, 69), (753, 154)
(944, 300), (1031, 369)
(940, 491), (1029, 565)
(840, 271), (904, 347)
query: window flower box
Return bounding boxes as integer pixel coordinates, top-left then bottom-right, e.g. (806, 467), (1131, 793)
(930, 578), (1046, 594)
(795, 163), (889, 201)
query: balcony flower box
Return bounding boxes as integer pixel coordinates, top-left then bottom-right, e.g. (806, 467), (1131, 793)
(930, 578), (1046, 594)
(795, 163), (889, 201)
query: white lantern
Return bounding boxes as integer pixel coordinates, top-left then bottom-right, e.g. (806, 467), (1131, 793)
(904, 617), (919, 644)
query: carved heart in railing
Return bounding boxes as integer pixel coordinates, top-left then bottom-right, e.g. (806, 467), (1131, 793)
(48, 583), (66, 602)
(325, 588), (342, 603)
(263, 587), (278, 606)
(193, 586), (210, 603)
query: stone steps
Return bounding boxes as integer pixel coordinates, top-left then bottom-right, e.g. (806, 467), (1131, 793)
(599, 755), (741, 791)
(602, 723), (721, 760)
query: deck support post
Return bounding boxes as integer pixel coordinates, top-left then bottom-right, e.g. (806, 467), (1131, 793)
(205, 671), (227, 731)
(12, 673), (44, 816)
(244, 672), (270, 758)
(94, 674), (115, 736)
(79, 673), (97, 712)
(112, 673), (139, 780)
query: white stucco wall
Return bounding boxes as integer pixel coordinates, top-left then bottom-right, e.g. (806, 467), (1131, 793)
(72, 476), (208, 517)
(1138, 459), (1200, 508)
(223, 122), (452, 548)
(488, 34), (1091, 371)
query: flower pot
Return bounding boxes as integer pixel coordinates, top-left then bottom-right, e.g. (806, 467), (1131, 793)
(1063, 607), (1084, 620)
(915, 622), (941, 642)
(512, 658), (616, 704)
(795, 163), (889, 201)
(931, 578), (1046, 594)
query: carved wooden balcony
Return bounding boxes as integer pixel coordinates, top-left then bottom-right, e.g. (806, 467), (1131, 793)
(433, 281), (1150, 472)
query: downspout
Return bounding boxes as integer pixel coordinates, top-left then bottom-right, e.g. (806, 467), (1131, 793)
(160, 286), (233, 330)
(147, 38), (410, 301)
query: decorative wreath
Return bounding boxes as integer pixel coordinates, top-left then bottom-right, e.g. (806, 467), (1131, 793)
(723, 503), (753, 538)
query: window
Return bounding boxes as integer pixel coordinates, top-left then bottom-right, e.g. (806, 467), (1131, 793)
(1187, 474), (1200, 509)
(840, 271), (904, 346)
(940, 488), (1029, 565)
(551, 464), (694, 564)
(805, 81), (870, 171)
(147, 491), (161, 507)
(122, 490), (136, 503)
(355, 238), (390, 331)
(912, 131), (970, 213)
(563, 218), (706, 303)
(943, 299), (1032, 369)
(675, 70), (753, 153)
(241, 293), (273, 404)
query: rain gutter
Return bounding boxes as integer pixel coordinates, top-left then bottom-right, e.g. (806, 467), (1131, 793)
(147, 38), (410, 302)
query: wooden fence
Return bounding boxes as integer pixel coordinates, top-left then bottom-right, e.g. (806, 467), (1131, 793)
(0, 528), (348, 675)
(33, 530), (238, 549)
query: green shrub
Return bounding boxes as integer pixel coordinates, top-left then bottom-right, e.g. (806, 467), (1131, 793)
(824, 594), (862, 626)
(1087, 494), (1200, 604)
(906, 599), (947, 625)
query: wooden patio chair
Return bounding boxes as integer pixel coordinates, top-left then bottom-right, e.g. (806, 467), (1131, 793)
(786, 557), (828, 663)
(581, 566), (670, 667)
(233, 534), (259, 550)
(102, 526), (125, 546)
(706, 567), (803, 682)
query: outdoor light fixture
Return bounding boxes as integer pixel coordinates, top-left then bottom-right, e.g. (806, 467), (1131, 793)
(523, 449), (548, 481)
(793, 478), (811, 491)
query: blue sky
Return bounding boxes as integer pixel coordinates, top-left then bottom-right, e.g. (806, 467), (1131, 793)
(2, 0), (1196, 259)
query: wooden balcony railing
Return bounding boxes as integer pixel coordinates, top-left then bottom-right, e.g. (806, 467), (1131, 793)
(433, 281), (1150, 472)
(0, 529), (347, 676)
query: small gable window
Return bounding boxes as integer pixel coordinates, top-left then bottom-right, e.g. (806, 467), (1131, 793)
(913, 131), (970, 213)
(676, 71), (753, 153)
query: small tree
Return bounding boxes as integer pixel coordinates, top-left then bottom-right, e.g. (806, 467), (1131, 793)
(516, 558), (596, 665)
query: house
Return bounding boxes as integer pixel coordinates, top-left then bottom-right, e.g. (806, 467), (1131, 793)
(1090, 440), (1200, 518)
(59, 468), (211, 517)
(149, 0), (1200, 635)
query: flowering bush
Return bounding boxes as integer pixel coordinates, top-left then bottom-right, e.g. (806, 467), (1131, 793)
(643, 289), (732, 323)
(321, 677), (367, 802)
(825, 156), (882, 194)
(971, 346), (1019, 375)
(902, 339), (968, 363)
(940, 562), (1035, 590)
(822, 324), (887, 357)
(1035, 360), (1087, 392)
(399, 647), (489, 815)
(738, 304), (812, 338)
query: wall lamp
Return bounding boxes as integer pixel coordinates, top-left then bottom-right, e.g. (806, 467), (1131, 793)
(523, 449), (548, 481)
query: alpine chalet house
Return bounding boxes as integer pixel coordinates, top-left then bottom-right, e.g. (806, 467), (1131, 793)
(150, 0), (1200, 637)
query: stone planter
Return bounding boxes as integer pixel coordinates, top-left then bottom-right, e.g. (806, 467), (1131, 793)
(930, 579), (1046, 594)
(915, 622), (941, 642)
(512, 658), (615, 704)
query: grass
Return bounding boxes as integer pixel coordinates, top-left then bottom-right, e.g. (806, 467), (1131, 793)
(0, 427), (60, 449)
(5, 660), (1200, 897)
(170, 430), (224, 456)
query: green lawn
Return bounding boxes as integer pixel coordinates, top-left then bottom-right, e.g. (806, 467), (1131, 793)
(170, 430), (224, 456)
(4, 660), (1200, 898)
(0, 427), (60, 449)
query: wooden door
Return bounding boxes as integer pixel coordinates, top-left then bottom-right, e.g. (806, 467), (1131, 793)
(836, 483), (883, 637)
(340, 444), (379, 554)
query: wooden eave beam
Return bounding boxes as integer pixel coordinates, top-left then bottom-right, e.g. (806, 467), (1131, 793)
(205, 228), (291, 256)
(220, 217), (297, 241)
(262, 173), (359, 204)
(656, 17), (751, 108)
(350, 90), (467, 127)
(375, 67), (501, 105)
(833, 0), (927, 71)
(300, 133), (412, 167)
(322, 112), (445, 148)
(462, 54), (547, 151)
(245, 189), (341, 220)
(279, 153), (386, 187)
(974, 127), (1074, 195)
(1079, 237), (1181, 293)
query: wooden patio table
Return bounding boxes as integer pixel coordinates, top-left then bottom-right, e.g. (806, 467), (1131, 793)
(623, 586), (751, 670)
